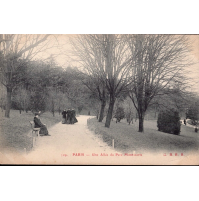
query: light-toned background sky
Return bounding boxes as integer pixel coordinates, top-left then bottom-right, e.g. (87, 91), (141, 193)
(35, 34), (199, 93)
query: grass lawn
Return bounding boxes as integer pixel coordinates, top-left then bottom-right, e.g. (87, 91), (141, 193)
(87, 117), (199, 154)
(0, 109), (61, 153)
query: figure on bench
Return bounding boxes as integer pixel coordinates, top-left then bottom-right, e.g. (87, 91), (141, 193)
(34, 112), (50, 136)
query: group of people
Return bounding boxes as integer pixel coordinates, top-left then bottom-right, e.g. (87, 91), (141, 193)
(62, 109), (78, 124)
(32, 109), (78, 136)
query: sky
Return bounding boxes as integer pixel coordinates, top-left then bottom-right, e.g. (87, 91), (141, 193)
(34, 35), (75, 68)
(186, 35), (199, 93)
(39, 34), (199, 63)
(34, 34), (199, 93)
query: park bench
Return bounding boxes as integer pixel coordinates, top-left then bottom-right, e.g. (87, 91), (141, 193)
(29, 121), (41, 149)
(29, 121), (40, 137)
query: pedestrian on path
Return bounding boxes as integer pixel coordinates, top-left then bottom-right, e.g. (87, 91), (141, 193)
(62, 109), (67, 124)
(184, 119), (186, 125)
(71, 109), (78, 124)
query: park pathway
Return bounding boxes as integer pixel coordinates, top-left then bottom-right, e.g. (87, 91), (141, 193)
(1, 115), (197, 165)
(24, 115), (120, 164)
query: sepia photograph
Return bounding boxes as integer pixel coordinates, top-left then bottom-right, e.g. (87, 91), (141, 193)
(0, 34), (199, 165)
(2, 2), (199, 201)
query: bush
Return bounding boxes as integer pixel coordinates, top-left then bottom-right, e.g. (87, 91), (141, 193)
(157, 109), (181, 135)
(114, 106), (125, 123)
(126, 112), (133, 125)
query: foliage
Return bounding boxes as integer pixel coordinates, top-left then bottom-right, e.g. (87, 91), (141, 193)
(114, 105), (125, 122)
(9, 59), (100, 115)
(186, 102), (199, 125)
(12, 87), (30, 112)
(157, 109), (181, 135)
(0, 84), (6, 110)
(0, 34), (51, 117)
(123, 97), (136, 124)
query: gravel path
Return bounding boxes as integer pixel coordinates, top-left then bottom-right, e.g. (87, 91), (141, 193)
(24, 115), (119, 164)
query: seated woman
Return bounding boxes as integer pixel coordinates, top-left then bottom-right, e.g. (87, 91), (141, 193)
(34, 112), (50, 136)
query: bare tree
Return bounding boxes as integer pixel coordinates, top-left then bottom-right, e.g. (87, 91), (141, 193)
(70, 35), (108, 122)
(0, 34), (51, 117)
(127, 35), (192, 132)
(80, 75), (107, 122)
(97, 35), (133, 128)
(71, 35), (132, 128)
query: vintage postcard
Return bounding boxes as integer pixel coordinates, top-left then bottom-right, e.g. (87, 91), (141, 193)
(0, 34), (199, 165)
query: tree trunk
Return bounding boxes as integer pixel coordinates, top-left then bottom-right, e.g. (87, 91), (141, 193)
(98, 99), (106, 122)
(137, 96), (145, 132)
(137, 82), (145, 132)
(52, 99), (54, 117)
(5, 87), (12, 118)
(58, 107), (61, 115)
(105, 96), (115, 128)
(138, 116), (144, 132)
(138, 113), (145, 132)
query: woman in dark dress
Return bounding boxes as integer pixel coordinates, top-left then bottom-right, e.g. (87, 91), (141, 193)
(69, 109), (74, 124)
(71, 109), (78, 124)
(62, 109), (67, 124)
(34, 112), (50, 136)
(65, 109), (71, 124)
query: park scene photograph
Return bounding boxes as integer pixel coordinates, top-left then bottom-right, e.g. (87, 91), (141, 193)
(0, 34), (199, 165)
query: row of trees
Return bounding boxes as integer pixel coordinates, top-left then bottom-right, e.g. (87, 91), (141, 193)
(0, 34), (196, 133)
(0, 34), (100, 117)
(71, 34), (192, 132)
(0, 34), (51, 117)
(0, 57), (99, 116)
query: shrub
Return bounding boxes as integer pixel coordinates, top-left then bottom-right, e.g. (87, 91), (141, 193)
(157, 109), (181, 135)
(126, 112), (133, 125)
(114, 106), (125, 123)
